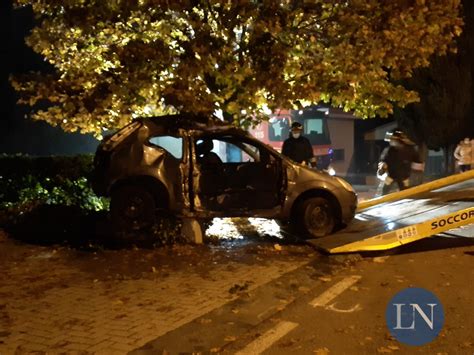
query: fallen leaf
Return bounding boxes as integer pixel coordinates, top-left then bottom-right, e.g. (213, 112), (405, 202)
(298, 286), (311, 293)
(152, 266), (157, 273)
(318, 276), (332, 282)
(387, 345), (399, 350)
(231, 308), (239, 314)
(198, 318), (212, 324)
(377, 347), (393, 353)
(210, 348), (220, 353)
(274, 244), (282, 251)
(112, 299), (124, 306)
(373, 256), (389, 263)
(313, 347), (330, 354)
(224, 335), (237, 342)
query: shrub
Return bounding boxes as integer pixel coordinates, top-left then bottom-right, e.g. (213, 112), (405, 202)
(0, 154), (108, 226)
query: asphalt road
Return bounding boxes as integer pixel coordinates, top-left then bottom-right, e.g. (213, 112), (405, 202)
(134, 235), (474, 355)
(1, 214), (473, 354)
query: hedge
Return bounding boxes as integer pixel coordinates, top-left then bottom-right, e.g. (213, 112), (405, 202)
(0, 154), (108, 226)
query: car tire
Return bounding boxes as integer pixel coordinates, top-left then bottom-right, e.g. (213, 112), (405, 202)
(296, 197), (335, 238)
(110, 185), (156, 232)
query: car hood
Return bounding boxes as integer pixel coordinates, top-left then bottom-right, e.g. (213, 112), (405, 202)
(286, 162), (354, 193)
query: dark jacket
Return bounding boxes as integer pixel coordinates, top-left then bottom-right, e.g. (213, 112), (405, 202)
(380, 144), (420, 180)
(282, 136), (314, 164)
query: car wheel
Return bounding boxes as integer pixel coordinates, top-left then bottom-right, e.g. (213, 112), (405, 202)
(111, 185), (156, 232)
(297, 197), (335, 238)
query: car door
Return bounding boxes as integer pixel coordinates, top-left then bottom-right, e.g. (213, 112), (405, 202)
(192, 133), (284, 214)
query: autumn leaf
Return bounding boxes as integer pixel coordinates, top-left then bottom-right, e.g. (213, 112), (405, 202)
(11, 0), (463, 135)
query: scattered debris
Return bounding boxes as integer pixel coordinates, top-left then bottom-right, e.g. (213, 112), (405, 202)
(229, 281), (251, 294)
(274, 244), (282, 251)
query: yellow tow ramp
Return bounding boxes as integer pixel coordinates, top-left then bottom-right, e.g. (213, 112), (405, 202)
(309, 170), (474, 254)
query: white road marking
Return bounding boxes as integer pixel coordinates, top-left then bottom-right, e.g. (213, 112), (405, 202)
(309, 275), (361, 308)
(325, 303), (362, 313)
(235, 320), (299, 355)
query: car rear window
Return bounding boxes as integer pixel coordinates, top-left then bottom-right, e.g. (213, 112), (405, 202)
(148, 136), (183, 159)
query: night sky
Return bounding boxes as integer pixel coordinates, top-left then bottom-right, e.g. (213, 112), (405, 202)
(0, 1), (99, 156)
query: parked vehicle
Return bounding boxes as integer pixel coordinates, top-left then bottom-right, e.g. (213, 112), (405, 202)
(92, 114), (357, 239)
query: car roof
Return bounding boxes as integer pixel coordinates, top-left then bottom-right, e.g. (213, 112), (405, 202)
(138, 113), (247, 134)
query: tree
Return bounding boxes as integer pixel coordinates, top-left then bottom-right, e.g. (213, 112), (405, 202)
(394, 0), (473, 173)
(11, 0), (463, 136)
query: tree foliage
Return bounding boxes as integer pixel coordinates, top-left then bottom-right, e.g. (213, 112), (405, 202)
(395, 0), (473, 150)
(12, 0), (463, 135)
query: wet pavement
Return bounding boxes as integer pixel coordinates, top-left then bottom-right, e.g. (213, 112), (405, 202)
(0, 219), (321, 354)
(1, 184), (471, 354)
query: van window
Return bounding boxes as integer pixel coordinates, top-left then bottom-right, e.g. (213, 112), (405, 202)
(148, 136), (183, 159)
(268, 117), (290, 142)
(305, 119), (323, 134)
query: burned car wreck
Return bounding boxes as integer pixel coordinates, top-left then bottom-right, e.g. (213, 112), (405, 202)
(92, 114), (357, 238)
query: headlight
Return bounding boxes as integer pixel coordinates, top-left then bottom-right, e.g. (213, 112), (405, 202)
(327, 166), (336, 176)
(336, 176), (355, 193)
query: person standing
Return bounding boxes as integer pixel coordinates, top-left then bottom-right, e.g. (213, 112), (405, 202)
(454, 137), (473, 172)
(281, 122), (317, 167)
(377, 130), (423, 195)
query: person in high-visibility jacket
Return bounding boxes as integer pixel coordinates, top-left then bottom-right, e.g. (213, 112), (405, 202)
(377, 130), (423, 195)
(281, 122), (317, 167)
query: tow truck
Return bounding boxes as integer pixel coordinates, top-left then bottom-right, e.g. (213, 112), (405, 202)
(309, 170), (474, 253)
